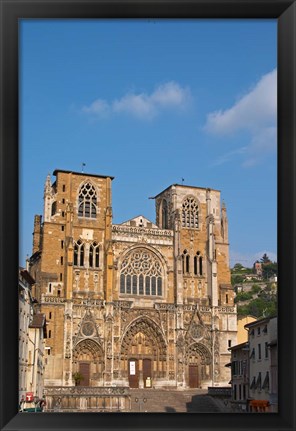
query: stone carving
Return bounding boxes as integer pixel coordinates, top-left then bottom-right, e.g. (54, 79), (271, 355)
(82, 321), (95, 337)
(72, 298), (105, 307)
(44, 386), (129, 395)
(155, 303), (175, 311)
(43, 296), (65, 304)
(190, 322), (205, 341)
(121, 317), (166, 360)
(169, 371), (175, 380)
(112, 225), (173, 238)
(65, 338), (71, 359)
(113, 300), (133, 309)
(187, 342), (212, 366)
(217, 306), (235, 313)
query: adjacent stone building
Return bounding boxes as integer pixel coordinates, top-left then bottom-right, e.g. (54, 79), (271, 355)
(245, 316), (278, 412)
(19, 268), (47, 408)
(228, 341), (250, 411)
(29, 169), (237, 392)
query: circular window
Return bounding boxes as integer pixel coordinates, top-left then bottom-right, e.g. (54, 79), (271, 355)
(82, 322), (95, 337)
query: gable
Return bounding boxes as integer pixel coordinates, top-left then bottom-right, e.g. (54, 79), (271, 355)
(120, 215), (158, 229)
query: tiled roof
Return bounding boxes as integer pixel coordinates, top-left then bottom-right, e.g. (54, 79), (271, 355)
(20, 269), (35, 285)
(29, 313), (46, 328)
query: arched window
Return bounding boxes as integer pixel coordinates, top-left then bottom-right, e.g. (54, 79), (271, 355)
(89, 242), (99, 268)
(120, 248), (163, 296)
(78, 182), (97, 218)
(74, 240), (85, 267)
(182, 249), (190, 274)
(51, 201), (57, 216)
(194, 251), (203, 276)
(182, 197), (199, 229)
(162, 199), (168, 229)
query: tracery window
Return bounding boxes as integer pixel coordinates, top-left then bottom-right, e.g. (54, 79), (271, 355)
(182, 197), (199, 228)
(194, 251), (203, 276)
(78, 182), (97, 218)
(120, 248), (163, 296)
(89, 242), (99, 268)
(74, 240), (85, 266)
(182, 249), (190, 274)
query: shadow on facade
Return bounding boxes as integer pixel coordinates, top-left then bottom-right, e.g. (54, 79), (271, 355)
(186, 394), (222, 413)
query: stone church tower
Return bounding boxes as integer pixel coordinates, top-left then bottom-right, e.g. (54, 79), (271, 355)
(29, 169), (236, 392)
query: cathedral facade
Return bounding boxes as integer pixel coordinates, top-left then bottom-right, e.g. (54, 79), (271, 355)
(29, 169), (237, 390)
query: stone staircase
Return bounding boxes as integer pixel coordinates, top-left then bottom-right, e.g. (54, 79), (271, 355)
(129, 389), (222, 413)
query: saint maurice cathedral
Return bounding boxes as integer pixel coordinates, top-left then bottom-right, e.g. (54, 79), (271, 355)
(29, 169), (237, 392)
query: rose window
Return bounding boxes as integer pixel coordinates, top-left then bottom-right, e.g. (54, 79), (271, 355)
(120, 248), (163, 296)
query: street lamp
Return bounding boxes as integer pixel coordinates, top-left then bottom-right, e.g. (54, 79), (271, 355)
(135, 397), (147, 412)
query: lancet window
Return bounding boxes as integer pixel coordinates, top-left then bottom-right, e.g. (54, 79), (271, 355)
(78, 182), (97, 218)
(89, 242), (99, 268)
(194, 251), (203, 276)
(74, 240), (85, 266)
(162, 199), (168, 229)
(120, 248), (163, 296)
(182, 249), (190, 274)
(182, 197), (199, 228)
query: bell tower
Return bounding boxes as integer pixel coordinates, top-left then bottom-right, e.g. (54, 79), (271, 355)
(154, 183), (233, 307)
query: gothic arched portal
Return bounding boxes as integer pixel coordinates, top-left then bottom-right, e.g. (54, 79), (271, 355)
(72, 339), (104, 387)
(120, 318), (167, 388)
(186, 342), (212, 388)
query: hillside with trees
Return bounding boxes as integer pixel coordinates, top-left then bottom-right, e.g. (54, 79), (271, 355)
(231, 254), (277, 319)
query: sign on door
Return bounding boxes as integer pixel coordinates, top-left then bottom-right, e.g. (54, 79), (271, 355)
(129, 361), (136, 375)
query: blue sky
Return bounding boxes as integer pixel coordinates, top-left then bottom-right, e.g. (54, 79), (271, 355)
(20, 19), (277, 268)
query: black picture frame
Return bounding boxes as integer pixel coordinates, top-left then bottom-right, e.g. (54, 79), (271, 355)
(1, 1), (295, 430)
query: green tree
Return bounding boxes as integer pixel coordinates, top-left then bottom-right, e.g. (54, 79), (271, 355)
(235, 291), (253, 302)
(233, 263), (245, 271)
(237, 293), (277, 318)
(262, 262), (278, 280)
(231, 274), (245, 285)
(260, 253), (271, 264)
(251, 284), (261, 294)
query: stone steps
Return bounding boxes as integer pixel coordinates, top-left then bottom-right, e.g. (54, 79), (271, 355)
(129, 389), (222, 413)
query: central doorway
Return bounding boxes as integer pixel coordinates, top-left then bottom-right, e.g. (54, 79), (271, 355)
(79, 362), (90, 386)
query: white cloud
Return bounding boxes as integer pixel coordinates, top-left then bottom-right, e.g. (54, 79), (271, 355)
(205, 69), (277, 167)
(82, 99), (110, 117)
(82, 81), (191, 120)
(211, 146), (248, 167)
(242, 126), (277, 167)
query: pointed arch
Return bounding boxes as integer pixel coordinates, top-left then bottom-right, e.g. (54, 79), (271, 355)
(186, 342), (212, 365)
(74, 239), (85, 267)
(89, 242), (100, 268)
(194, 251), (203, 276)
(118, 246), (166, 297)
(73, 338), (103, 361)
(182, 249), (190, 274)
(77, 181), (97, 218)
(182, 195), (199, 229)
(161, 199), (169, 229)
(121, 317), (167, 359)
(72, 339), (104, 387)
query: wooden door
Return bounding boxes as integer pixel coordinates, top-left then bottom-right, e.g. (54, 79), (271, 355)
(143, 358), (152, 388)
(128, 359), (139, 388)
(79, 362), (90, 386)
(189, 365), (199, 388)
